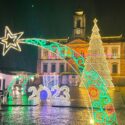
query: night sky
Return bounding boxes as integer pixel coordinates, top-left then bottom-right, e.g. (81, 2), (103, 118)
(0, 0), (125, 73)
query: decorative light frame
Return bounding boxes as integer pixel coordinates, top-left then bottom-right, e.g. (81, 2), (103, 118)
(0, 27), (118, 125)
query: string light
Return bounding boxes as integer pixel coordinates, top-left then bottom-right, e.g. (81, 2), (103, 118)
(0, 26), (23, 56)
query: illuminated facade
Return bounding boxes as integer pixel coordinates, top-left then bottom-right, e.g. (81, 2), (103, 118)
(67, 35), (125, 85)
(37, 47), (80, 86)
(38, 48), (67, 73)
(37, 10), (125, 85)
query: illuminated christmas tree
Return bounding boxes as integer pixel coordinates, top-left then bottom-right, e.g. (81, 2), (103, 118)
(85, 18), (113, 87)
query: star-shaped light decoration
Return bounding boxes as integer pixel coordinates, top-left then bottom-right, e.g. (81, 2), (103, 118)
(0, 26), (24, 56)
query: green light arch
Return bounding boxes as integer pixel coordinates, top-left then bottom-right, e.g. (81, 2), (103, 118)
(8, 38), (118, 125)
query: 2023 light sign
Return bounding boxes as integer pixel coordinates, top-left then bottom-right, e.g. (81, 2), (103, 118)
(28, 85), (70, 106)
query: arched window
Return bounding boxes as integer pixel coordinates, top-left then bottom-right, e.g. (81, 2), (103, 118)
(77, 19), (81, 28)
(112, 63), (118, 73)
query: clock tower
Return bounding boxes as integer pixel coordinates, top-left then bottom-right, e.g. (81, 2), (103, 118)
(73, 10), (86, 39)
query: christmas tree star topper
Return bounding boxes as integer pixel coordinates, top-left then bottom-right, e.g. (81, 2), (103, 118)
(0, 26), (24, 56)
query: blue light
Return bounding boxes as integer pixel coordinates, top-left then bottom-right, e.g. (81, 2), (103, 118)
(40, 90), (48, 100)
(51, 89), (57, 95)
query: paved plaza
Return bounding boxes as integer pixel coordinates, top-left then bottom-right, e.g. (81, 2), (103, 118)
(0, 87), (125, 125)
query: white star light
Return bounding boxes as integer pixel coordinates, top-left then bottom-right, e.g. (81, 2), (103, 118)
(0, 26), (24, 56)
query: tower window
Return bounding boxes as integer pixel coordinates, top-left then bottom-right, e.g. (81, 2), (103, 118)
(43, 63), (48, 72)
(77, 20), (81, 28)
(51, 63), (56, 72)
(112, 63), (118, 73)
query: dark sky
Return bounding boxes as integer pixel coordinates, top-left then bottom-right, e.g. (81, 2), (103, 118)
(0, 0), (125, 73)
(0, 0), (125, 38)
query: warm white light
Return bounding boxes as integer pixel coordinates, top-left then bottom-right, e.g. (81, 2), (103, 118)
(90, 119), (94, 124)
(13, 75), (19, 79)
(75, 11), (83, 15)
(16, 90), (20, 95)
(31, 76), (34, 81)
(13, 76), (16, 78)
(16, 87), (19, 90)
(0, 26), (23, 56)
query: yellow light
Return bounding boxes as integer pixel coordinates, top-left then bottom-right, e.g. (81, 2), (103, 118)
(75, 11), (83, 15)
(90, 119), (94, 124)
(0, 26), (24, 56)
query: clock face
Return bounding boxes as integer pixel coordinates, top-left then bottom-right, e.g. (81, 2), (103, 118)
(76, 29), (81, 35)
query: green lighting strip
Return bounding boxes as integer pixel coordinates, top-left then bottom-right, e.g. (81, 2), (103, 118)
(7, 75), (33, 96)
(21, 75), (33, 94)
(22, 39), (85, 75)
(7, 76), (22, 96)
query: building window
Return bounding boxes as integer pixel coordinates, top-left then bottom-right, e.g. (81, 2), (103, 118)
(112, 63), (118, 73)
(43, 63), (48, 72)
(81, 51), (84, 57)
(51, 63), (56, 72)
(43, 49), (48, 58)
(112, 47), (118, 58)
(104, 47), (108, 56)
(60, 63), (64, 73)
(72, 75), (76, 78)
(77, 19), (81, 28)
(51, 52), (56, 58)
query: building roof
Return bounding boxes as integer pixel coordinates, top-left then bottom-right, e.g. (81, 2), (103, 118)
(47, 38), (68, 44)
(46, 35), (125, 45)
(67, 38), (87, 45)
(101, 35), (125, 43)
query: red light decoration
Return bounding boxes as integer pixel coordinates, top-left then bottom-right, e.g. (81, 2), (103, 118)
(89, 86), (99, 99)
(105, 104), (115, 115)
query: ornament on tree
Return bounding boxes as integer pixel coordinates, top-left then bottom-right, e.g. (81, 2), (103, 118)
(105, 104), (115, 116)
(88, 86), (99, 99)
